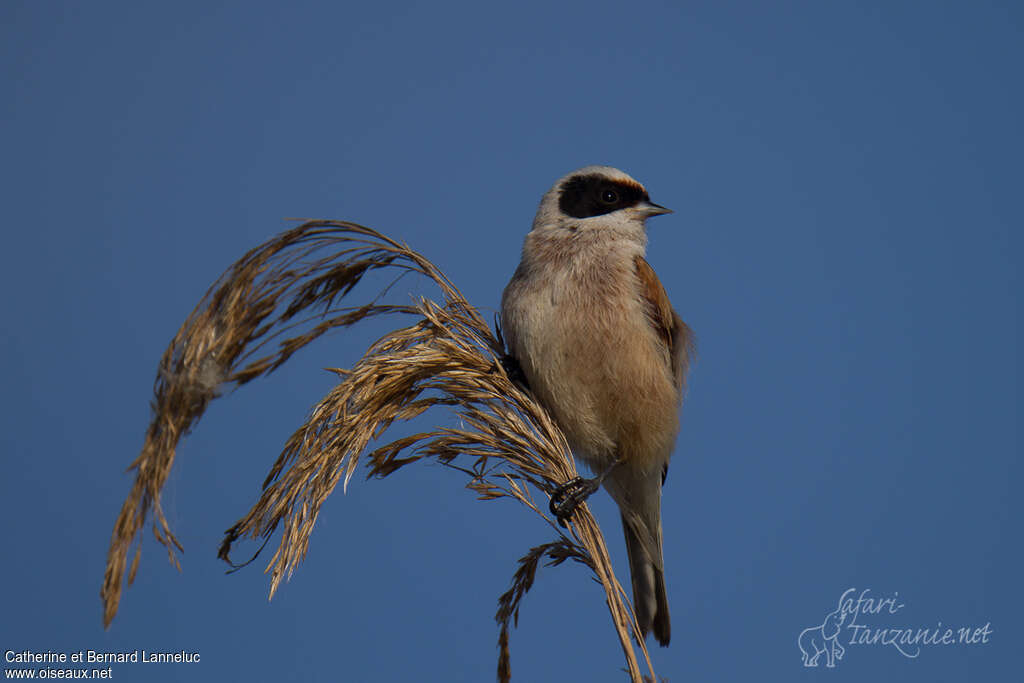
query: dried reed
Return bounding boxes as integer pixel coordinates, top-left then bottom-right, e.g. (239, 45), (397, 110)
(102, 220), (658, 681)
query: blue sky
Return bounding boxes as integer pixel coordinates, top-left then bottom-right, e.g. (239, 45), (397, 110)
(1, 1), (1019, 681)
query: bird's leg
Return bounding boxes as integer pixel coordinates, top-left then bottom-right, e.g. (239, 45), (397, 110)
(549, 458), (621, 521)
(499, 353), (531, 393)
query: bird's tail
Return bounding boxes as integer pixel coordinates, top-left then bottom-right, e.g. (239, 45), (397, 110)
(621, 512), (671, 646)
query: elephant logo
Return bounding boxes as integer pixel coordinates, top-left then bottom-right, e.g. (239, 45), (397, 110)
(799, 607), (847, 668)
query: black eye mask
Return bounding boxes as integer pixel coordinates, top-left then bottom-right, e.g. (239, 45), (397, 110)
(558, 174), (650, 219)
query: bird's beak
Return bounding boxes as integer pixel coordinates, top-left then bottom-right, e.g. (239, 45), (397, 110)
(637, 201), (673, 217)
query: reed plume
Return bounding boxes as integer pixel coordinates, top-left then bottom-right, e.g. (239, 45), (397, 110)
(102, 220), (658, 681)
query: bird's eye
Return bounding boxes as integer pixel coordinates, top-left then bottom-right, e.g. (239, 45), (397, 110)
(600, 189), (618, 204)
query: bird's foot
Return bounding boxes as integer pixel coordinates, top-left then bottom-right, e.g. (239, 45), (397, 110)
(549, 476), (602, 521)
(548, 459), (621, 523)
(499, 354), (531, 392)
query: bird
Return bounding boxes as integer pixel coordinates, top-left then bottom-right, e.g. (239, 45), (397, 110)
(500, 165), (694, 646)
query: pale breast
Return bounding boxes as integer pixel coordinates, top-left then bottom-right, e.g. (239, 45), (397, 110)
(501, 243), (680, 473)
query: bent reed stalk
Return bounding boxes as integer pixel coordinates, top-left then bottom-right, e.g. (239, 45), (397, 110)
(101, 220), (658, 682)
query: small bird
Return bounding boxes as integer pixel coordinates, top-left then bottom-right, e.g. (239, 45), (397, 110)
(501, 166), (693, 646)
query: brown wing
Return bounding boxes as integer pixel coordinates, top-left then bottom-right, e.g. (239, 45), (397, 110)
(634, 256), (695, 391)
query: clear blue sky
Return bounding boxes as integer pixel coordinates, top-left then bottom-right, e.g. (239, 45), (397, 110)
(2, 1), (1019, 681)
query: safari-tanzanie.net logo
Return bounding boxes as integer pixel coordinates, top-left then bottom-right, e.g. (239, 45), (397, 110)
(797, 588), (992, 668)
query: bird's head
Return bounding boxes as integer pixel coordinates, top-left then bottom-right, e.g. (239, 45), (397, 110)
(531, 166), (672, 240)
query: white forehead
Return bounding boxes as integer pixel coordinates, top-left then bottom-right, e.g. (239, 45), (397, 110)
(553, 165), (642, 190)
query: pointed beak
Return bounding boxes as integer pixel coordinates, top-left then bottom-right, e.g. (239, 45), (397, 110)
(637, 201), (673, 217)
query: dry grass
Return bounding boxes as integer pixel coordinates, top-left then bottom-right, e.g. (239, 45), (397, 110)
(102, 220), (659, 681)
